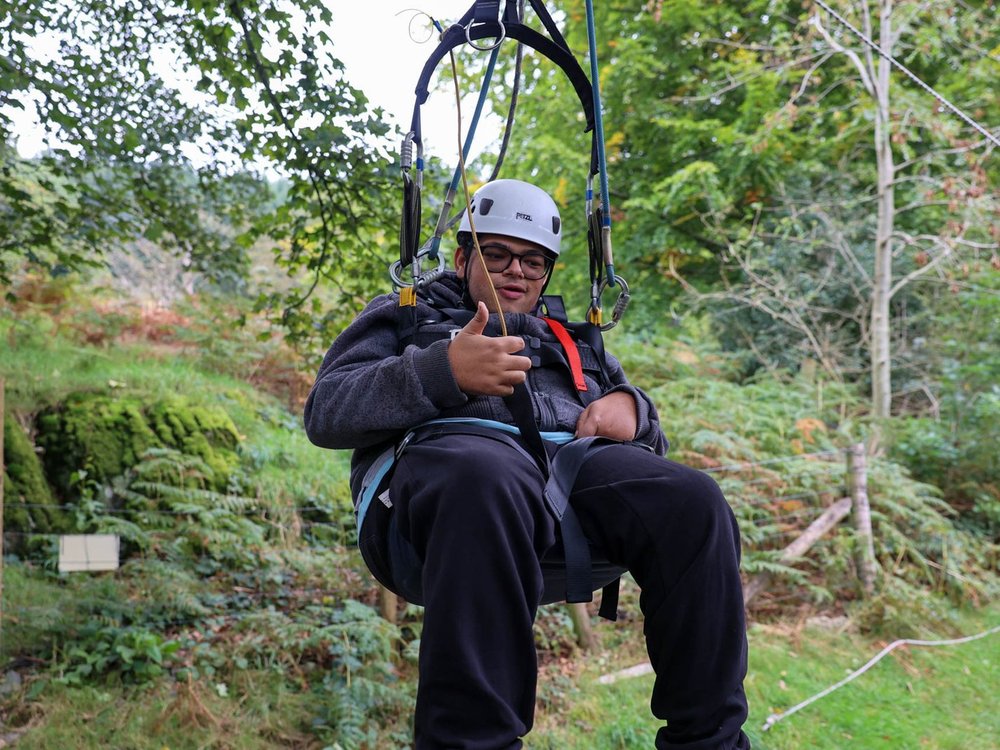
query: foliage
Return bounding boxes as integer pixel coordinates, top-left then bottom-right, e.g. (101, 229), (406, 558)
(3, 413), (67, 535)
(59, 625), (181, 686)
(2, 4), (998, 742)
(34, 393), (241, 496)
(887, 267), (1000, 540)
(1, 0), (397, 348)
(485, 0), (999, 403)
(645, 371), (996, 613)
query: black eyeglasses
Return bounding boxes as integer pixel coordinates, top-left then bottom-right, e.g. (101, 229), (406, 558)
(477, 244), (553, 280)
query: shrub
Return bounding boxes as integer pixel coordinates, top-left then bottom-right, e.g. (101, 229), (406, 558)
(888, 393), (1000, 542)
(35, 393), (241, 496)
(3, 414), (68, 535)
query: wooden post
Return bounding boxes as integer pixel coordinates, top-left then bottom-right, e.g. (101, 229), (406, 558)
(377, 583), (397, 624)
(847, 443), (877, 595)
(743, 496), (853, 606)
(567, 602), (596, 651)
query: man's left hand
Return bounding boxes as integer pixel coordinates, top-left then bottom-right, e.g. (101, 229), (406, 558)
(575, 391), (637, 441)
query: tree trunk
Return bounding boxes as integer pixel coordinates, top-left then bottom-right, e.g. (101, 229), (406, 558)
(870, 0), (895, 418)
(567, 602), (597, 651)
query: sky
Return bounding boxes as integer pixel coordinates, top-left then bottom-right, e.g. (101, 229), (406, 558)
(330, 3), (476, 122)
(328, 1), (503, 161)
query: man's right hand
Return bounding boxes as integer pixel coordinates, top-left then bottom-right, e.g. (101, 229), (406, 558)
(448, 302), (532, 396)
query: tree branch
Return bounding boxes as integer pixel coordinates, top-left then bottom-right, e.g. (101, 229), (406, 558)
(888, 233), (955, 298)
(811, 9), (875, 98)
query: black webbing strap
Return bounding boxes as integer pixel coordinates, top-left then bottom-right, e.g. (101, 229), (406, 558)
(597, 571), (620, 621)
(542, 437), (613, 608)
(400, 171), (421, 266)
(410, 10), (597, 147)
(540, 294), (568, 323)
(502, 383), (547, 466)
(504, 384), (621, 620)
(473, 0), (501, 23)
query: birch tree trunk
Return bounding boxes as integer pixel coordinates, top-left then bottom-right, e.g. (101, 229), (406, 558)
(813, 0), (899, 417)
(870, 0), (895, 418)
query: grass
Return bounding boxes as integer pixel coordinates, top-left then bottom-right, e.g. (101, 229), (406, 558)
(528, 604), (1000, 749)
(7, 603), (995, 749)
(744, 614), (999, 750)
(4, 671), (326, 750)
(2, 301), (356, 523)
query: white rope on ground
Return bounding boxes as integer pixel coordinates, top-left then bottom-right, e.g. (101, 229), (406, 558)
(761, 623), (1000, 732)
(596, 662), (654, 685)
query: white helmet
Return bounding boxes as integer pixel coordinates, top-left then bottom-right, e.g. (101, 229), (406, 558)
(457, 179), (562, 256)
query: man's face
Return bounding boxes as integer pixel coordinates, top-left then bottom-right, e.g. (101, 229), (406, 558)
(454, 233), (553, 315)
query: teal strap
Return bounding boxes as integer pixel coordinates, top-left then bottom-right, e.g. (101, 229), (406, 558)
(584, 0), (616, 286)
(355, 448), (396, 544)
(420, 417), (575, 444)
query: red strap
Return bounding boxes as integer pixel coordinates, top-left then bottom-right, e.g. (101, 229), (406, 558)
(542, 317), (588, 392)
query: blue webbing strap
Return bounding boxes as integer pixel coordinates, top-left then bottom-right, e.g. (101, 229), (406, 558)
(355, 446), (396, 545)
(356, 418), (572, 545)
(428, 44), (501, 260)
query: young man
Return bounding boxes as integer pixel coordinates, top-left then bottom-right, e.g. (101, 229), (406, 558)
(304, 179), (751, 749)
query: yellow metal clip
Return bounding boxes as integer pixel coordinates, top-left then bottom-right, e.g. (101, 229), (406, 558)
(399, 287), (417, 307)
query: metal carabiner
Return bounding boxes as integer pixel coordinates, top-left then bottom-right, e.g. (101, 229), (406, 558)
(389, 248), (447, 289)
(400, 130), (416, 172)
(464, 19), (506, 50)
(589, 275), (631, 331)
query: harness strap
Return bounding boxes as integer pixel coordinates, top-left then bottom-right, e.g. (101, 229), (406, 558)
(543, 436), (618, 618)
(568, 319), (612, 390)
(473, 0), (501, 23)
(543, 317), (587, 392)
(503, 383), (621, 620)
(411, 13), (597, 144)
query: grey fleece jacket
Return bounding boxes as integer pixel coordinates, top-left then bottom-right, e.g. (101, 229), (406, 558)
(303, 273), (668, 504)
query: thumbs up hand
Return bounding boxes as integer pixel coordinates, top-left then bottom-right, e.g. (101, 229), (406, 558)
(447, 302), (532, 396)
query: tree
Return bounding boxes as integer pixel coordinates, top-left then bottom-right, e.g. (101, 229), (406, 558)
(1, 0), (397, 344)
(810, 0), (998, 416)
(499, 0), (998, 417)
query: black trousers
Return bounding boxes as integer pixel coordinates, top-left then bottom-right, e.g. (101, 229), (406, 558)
(359, 434), (750, 750)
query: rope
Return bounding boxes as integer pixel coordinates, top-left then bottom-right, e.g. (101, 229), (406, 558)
(761, 623), (1000, 731)
(812, 0), (1000, 148)
(430, 39), (501, 259)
